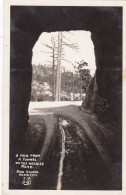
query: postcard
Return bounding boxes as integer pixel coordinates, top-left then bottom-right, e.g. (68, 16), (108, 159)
(2, 0), (126, 194)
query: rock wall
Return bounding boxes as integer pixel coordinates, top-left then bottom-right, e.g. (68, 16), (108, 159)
(84, 26), (122, 124)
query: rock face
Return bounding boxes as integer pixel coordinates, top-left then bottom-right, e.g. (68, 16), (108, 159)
(84, 30), (122, 124)
(10, 6), (122, 150)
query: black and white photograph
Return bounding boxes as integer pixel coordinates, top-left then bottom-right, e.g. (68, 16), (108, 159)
(2, 0), (126, 193)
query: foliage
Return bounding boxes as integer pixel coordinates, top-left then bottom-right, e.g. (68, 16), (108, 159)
(75, 60), (92, 93)
(31, 63), (92, 101)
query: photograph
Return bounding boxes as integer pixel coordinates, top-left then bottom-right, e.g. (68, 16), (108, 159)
(2, 1), (125, 193)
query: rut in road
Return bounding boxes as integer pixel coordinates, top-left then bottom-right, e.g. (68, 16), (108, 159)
(28, 103), (113, 189)
(56, 120), (66, 190)
(32, 106), (112, 172)
(60, 117), (111, 190)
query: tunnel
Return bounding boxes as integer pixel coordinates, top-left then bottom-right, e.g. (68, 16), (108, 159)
(10, 6), (122, 189)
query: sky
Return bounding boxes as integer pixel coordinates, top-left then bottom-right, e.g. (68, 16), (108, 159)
(32, 30), (96, 76)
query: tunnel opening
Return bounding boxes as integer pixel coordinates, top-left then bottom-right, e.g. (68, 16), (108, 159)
(31, 30), (96, 103)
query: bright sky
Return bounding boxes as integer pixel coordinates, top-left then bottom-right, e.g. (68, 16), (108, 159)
(32, 30), (96, 76)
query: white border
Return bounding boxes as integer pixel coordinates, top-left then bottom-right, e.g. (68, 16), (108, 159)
(0, 0), (3, 194)
(2, 0), (126, 195)
(4, 0), (126, 6)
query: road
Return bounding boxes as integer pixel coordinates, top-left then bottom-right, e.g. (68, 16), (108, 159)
(28, 101), (117, 190)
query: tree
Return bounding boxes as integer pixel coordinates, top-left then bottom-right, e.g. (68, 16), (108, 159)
(42, 36), (57, 101)
(74, 60), (92, 100)
(41, 31), (79, 101)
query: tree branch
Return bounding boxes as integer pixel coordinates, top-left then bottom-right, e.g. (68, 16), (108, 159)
(62, 58), (73, 64)
(42, 43), (53, 50)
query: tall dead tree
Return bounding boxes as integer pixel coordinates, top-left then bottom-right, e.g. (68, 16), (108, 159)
(56, 32), (63, 101)
(55, 32), (79, 101)
(42, 37), (57, 101)
(42, 31), (79, 101)
(51, 37), (57, 101)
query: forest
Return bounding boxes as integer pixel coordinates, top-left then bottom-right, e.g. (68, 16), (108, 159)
(31, 62), (92, 102)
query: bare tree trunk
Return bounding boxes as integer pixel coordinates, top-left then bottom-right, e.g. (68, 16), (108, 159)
(55, 34), (60, 101)
(58, 32), (62, 101)
(56, 32), (62, 101)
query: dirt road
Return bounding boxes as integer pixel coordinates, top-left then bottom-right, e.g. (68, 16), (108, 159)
(28, 101), (120, 190)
